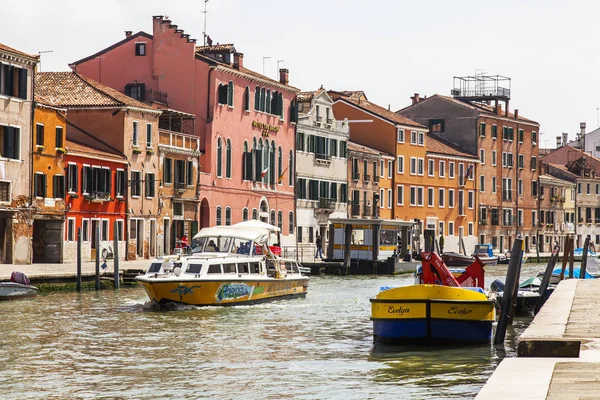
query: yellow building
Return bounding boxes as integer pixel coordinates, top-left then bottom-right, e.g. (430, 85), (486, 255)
(31, 99), (67, 263)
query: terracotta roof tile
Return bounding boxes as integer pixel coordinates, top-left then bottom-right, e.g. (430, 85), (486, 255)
(196, 43), (236, 53)
(66, 139), (125, 161)
(35, 72), (155, 109)
(297, 88), (326, 102)
(546, 164), (578, 179)
(348, 141), (392, 157)
(0, 43), (39, 60)
(426, 133), (478, 159)
(338, 97), (425, 128)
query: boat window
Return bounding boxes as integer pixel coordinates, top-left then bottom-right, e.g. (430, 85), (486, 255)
(283, 261), (293, 271)
(291, 263), (299, 274)
(223, 263), (236, 274)
(380, 230), (397, 246)
(207, 264), (222, 274)
(237, 262), (249, 274)
(191, 237), (206, 253)
(250, 262), (261, 274)
(351, 229), (365, 245)
(187, 264), (202, 274)
(232, 238), (252, 254)
(148, 262), (162, 273)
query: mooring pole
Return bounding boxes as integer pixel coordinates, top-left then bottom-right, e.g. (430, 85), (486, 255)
(559, 236), (572, 280)
(569, 238), (575, 279)
(580, 236), (590, 279)
(113, 220), (120, 289)
(494, 238), (523, 345)
(76, 227), (82, 292)
(95, 226), (100, 290)
(535, 250), (558, 313)
(343, 224), (352, 272)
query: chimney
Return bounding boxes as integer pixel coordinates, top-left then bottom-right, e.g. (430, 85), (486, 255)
(125, 31), (132, 38)
(556, 136), (562, 148)
(279, 68), (289, 85)
(562, 132), (568, 146)
(410, 93), (420, 105)
(580, 122), (586, 137)
(388, 104), (390, 111)
(514, 109), (519, 119)
(233, 52), (244, 69)
(495, 104), (502, 115)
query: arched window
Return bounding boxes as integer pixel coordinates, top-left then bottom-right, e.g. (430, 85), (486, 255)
(270, 210), (276, 226)
(217, 84), (227, 105)
(244, 86), (250, 111)
(277, 146), (282, 184)
(269, 140), (276, 185)
(256, 139), (264, 182)
(254, 87), (260, 111)
(227, 81), (234, 107)
(242, 141), (251, 181)
(242, 208), (249, 221)
(260, 88), (266, 111)
(252, 208), (258, 220)
(262, 139), (269, 183)
(278, 93), (284, 119)
(289, 99), (297, 123)
(225, 206), (232, 226)
(216, 137), (223, 177)
(270, 91), (278, 115)
(216, 206), (222, 226)
(288, 211), (294, 235)
(266, 89), (271, 114)
(288, 149), (294, 186)
(277, 210), (283, 231)
(226, 139), (232, 178)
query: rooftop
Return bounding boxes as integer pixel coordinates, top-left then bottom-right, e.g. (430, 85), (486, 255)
(337, 96), (425, 129)
(426, 133), (478, 159)
(0, 43), (39, 61)
(35, 72), (156, 109)
(348, 140), (392, 157)
(66, 139), (125, 161)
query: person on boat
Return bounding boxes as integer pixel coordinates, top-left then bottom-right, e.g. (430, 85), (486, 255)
(315, 235), (323, 259)
(206, 240), (220, 252)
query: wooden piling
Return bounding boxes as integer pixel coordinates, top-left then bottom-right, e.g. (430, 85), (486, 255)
(580, 236), (590, 279)
(494, 238), (524, 345)
(113, 220), (120, 289)
(95, 226), (100, 290)
(535, 250), (558, 313)
(569, 239), (575, 279)
(558, 236), (572, 280)
(76, 228), (82, 292)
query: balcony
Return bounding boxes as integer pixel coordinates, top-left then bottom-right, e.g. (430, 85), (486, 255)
(373, 175), (380, 183)
(174, 182), (187, 193)
(352, 173), (360, 182)
(84, 192), (111, 203)
(351, 203), (360, 216)
(318, 198), (336, 211)
(315, 153), (331, 164)
(363, 205), (371, 217)
(363, 174), (371, 183)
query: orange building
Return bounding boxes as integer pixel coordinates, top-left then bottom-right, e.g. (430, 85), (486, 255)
(331, 92), (479, 254)
(31, 99), (67, 263)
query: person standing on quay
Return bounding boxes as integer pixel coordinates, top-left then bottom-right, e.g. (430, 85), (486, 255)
(315, 235), (323, 259)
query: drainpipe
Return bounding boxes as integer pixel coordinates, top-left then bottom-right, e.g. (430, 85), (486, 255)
(29, 78), (36, 265)
(515, 120), (519, 238)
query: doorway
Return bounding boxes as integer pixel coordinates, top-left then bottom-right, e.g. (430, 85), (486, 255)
(149, 220), (156, 258)
(163, 218), (170, 255)
(424, 229), (435, 252)
(136, 219), (144, 257)
(32, 220), (63, 263)
(0, 216), (11, 263)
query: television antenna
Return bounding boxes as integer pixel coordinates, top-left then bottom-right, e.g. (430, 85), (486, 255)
(262, 56), (271, 75)
(38, 50), (53, 72)
(202, 0), (209, 46)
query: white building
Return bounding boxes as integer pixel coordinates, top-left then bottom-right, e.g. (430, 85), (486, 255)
(295, 88), (349, 260)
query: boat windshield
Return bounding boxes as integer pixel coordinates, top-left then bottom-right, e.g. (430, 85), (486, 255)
(191, 236), (234, 253)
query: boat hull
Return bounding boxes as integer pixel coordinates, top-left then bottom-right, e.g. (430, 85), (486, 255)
(136, 277), (309, 306)
(442, 253), (498, 266)
(371, 285), (495, 344)
(0, 283), (39, 300)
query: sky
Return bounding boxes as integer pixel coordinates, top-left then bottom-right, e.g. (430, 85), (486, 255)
(5, 0), (600, 148)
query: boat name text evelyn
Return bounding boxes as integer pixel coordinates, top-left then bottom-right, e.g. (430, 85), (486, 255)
(388, 306), (410, 316)
(447, 306), (473, 316)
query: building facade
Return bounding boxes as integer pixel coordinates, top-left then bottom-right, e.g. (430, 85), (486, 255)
(0, 43), (38, 264)
(537, 173), (575, 253)
(69, 16), (299, 245)
(32, 100), (67, 263)
(295, 88), (349, 257)
(347, 141), (384, 220)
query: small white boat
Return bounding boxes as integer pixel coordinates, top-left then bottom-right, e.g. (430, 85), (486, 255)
(0, 272), (39, 300)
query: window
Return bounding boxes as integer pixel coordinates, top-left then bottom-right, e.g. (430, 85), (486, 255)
(397, 129), (404, 143)
(480, 207), (488, 224)
(243, 87), (250, 111)
(417, 187), (424, 206)
(216, 206), (222, 225)
(492, 176), (497, 194)
(409, 157), (416, 175)
(518, 154), (524, 169)
(145, 173), (155, 198)
(468, 190), (474, 209)
(186, 161), (194, 186)
(217, 137), (223, 177)
(34, 173), (46, 198)
(458, 191), (464, 216)
(277, 210), (283, 231)
(480, 122), (486, 137)
(125, 83), (145, 101)
(67, 218), (75, 241)
(36, 124), (44, 146)
(502, 178), (512, 201)
(411, 131), (417, 144)
(289, 150), (294, 186)
(242, 208), (249, 222)
(532, 181), (538, 197)
(480, 175), (485, 193)
(340, 183), (347, 203)
(226, 139), (232, 178)
(380, 160), (385, 178)
(418, 131), (424, 146)
(53, 175), (65, 199)
(518, 179), (523, 196)
(270, 210), (276, 226)
(0, 126), (20, 160)
(132, 121), (138, 146)
(339, 141), (347, 158)
(379, 188), (384, 209)
(131, 171), (141, 197)
(448, 221), (454, 236)
(82, 219), (90, 242)
(468, 222), (474, 236)
(227, 81), (234, 107)
(492, 150), (497, 166)
(252, 208), (258, 220)
(417, 158), (424, 176)
(101, 220), (109, 241)
(397, 185), (404, 205)
(532, 131), (537, 146)
(135, 42), (146, 56)
(225, 207), (232, 226)
(397, 156), (404, 174)
(439, 160), (445, 178)
(1, 65), (28, 99)
(67, 163), (78, 193)
(480, 149), (485, 164)
(145, 124), (152, 147)
(163, 158), (172, 184)
(428, 187), (434, 207)
(388, 160), (392, 178)
(491, 125), (497, 139)
(372, 161), (377, 178)
(174, 159), (185, 188)
(438, 188), (445, 207)
(115, 169), (126, 198)
(410, 186), (416, 206)
(439, 221), (444, 236)
(288, 212), (294, 235)
(531, 156), (537, 170)
(449, 162), (455, 179)
(448, 189), (455, 208)
(55, 126), (63, 148)
(428, 159), (434, 176)
(518, 129), (524, 143)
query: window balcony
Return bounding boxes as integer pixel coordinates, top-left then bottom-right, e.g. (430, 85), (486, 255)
(363, 174), (371, 183)
(351, 203), (360, 216)
(352, 173), (360, 182)
(373, 175), (380, 183)
(174, 182), (187, 193)
(363, 205), (372, 217)
(318, 198), (336, 211)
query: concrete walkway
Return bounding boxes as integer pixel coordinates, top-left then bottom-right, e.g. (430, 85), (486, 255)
(0, 259), (150, 281)
(476, 279), (600, 399)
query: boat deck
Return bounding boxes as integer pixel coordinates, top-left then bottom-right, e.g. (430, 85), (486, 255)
(476, 279), (600, 399)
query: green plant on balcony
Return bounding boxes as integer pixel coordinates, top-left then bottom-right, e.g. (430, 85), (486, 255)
(550, 196), (558, 202)
(56, 147), (67, 154)
(559, 197), (565, 202)
(132, 148), (142, 155)
(35, 145), (45, 152)
(146, 149), (155, 155)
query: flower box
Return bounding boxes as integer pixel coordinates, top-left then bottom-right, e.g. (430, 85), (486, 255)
(36, 145), (45, 151)
(69, 193), (79, 199)
(132, 148), (142, 155)
(56, 147), (67, 154)
(146, 149), (155, 155)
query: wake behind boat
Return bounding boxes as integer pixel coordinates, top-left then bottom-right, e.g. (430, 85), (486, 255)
(135, 222), (309, 307)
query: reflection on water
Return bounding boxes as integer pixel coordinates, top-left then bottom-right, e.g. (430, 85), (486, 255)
(0, 266), (540, 400)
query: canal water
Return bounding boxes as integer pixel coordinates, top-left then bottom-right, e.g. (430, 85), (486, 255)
(0, 263), (545, 399)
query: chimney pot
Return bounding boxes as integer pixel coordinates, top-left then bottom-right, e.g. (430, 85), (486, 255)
(279, 68), (289, 85)
(125, 31), (132, 38)
(514, 109), (519, 119)
(233, 52), (244, 69)
(496, 104), (502, 115)
(410, 93), (420, 105)
(556, 136), (562, 148)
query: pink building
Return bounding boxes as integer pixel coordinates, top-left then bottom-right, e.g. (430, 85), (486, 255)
(70, 16), (299, 244)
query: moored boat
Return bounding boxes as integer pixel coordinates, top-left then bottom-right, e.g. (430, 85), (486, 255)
(135, 224), (309, 306)
(0, 272), (39, 300)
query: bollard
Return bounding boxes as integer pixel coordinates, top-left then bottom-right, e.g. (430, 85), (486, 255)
(95, 226), (100, 290)
(535, 251), (558, 313)
(76, 227), (82, 292)
(113, 220), (120, 289)
(580, 236), (590, 279)
(494, 238), (523, 345)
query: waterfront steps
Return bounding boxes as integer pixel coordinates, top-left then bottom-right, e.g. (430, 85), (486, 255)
(477, 279), (600, 399)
